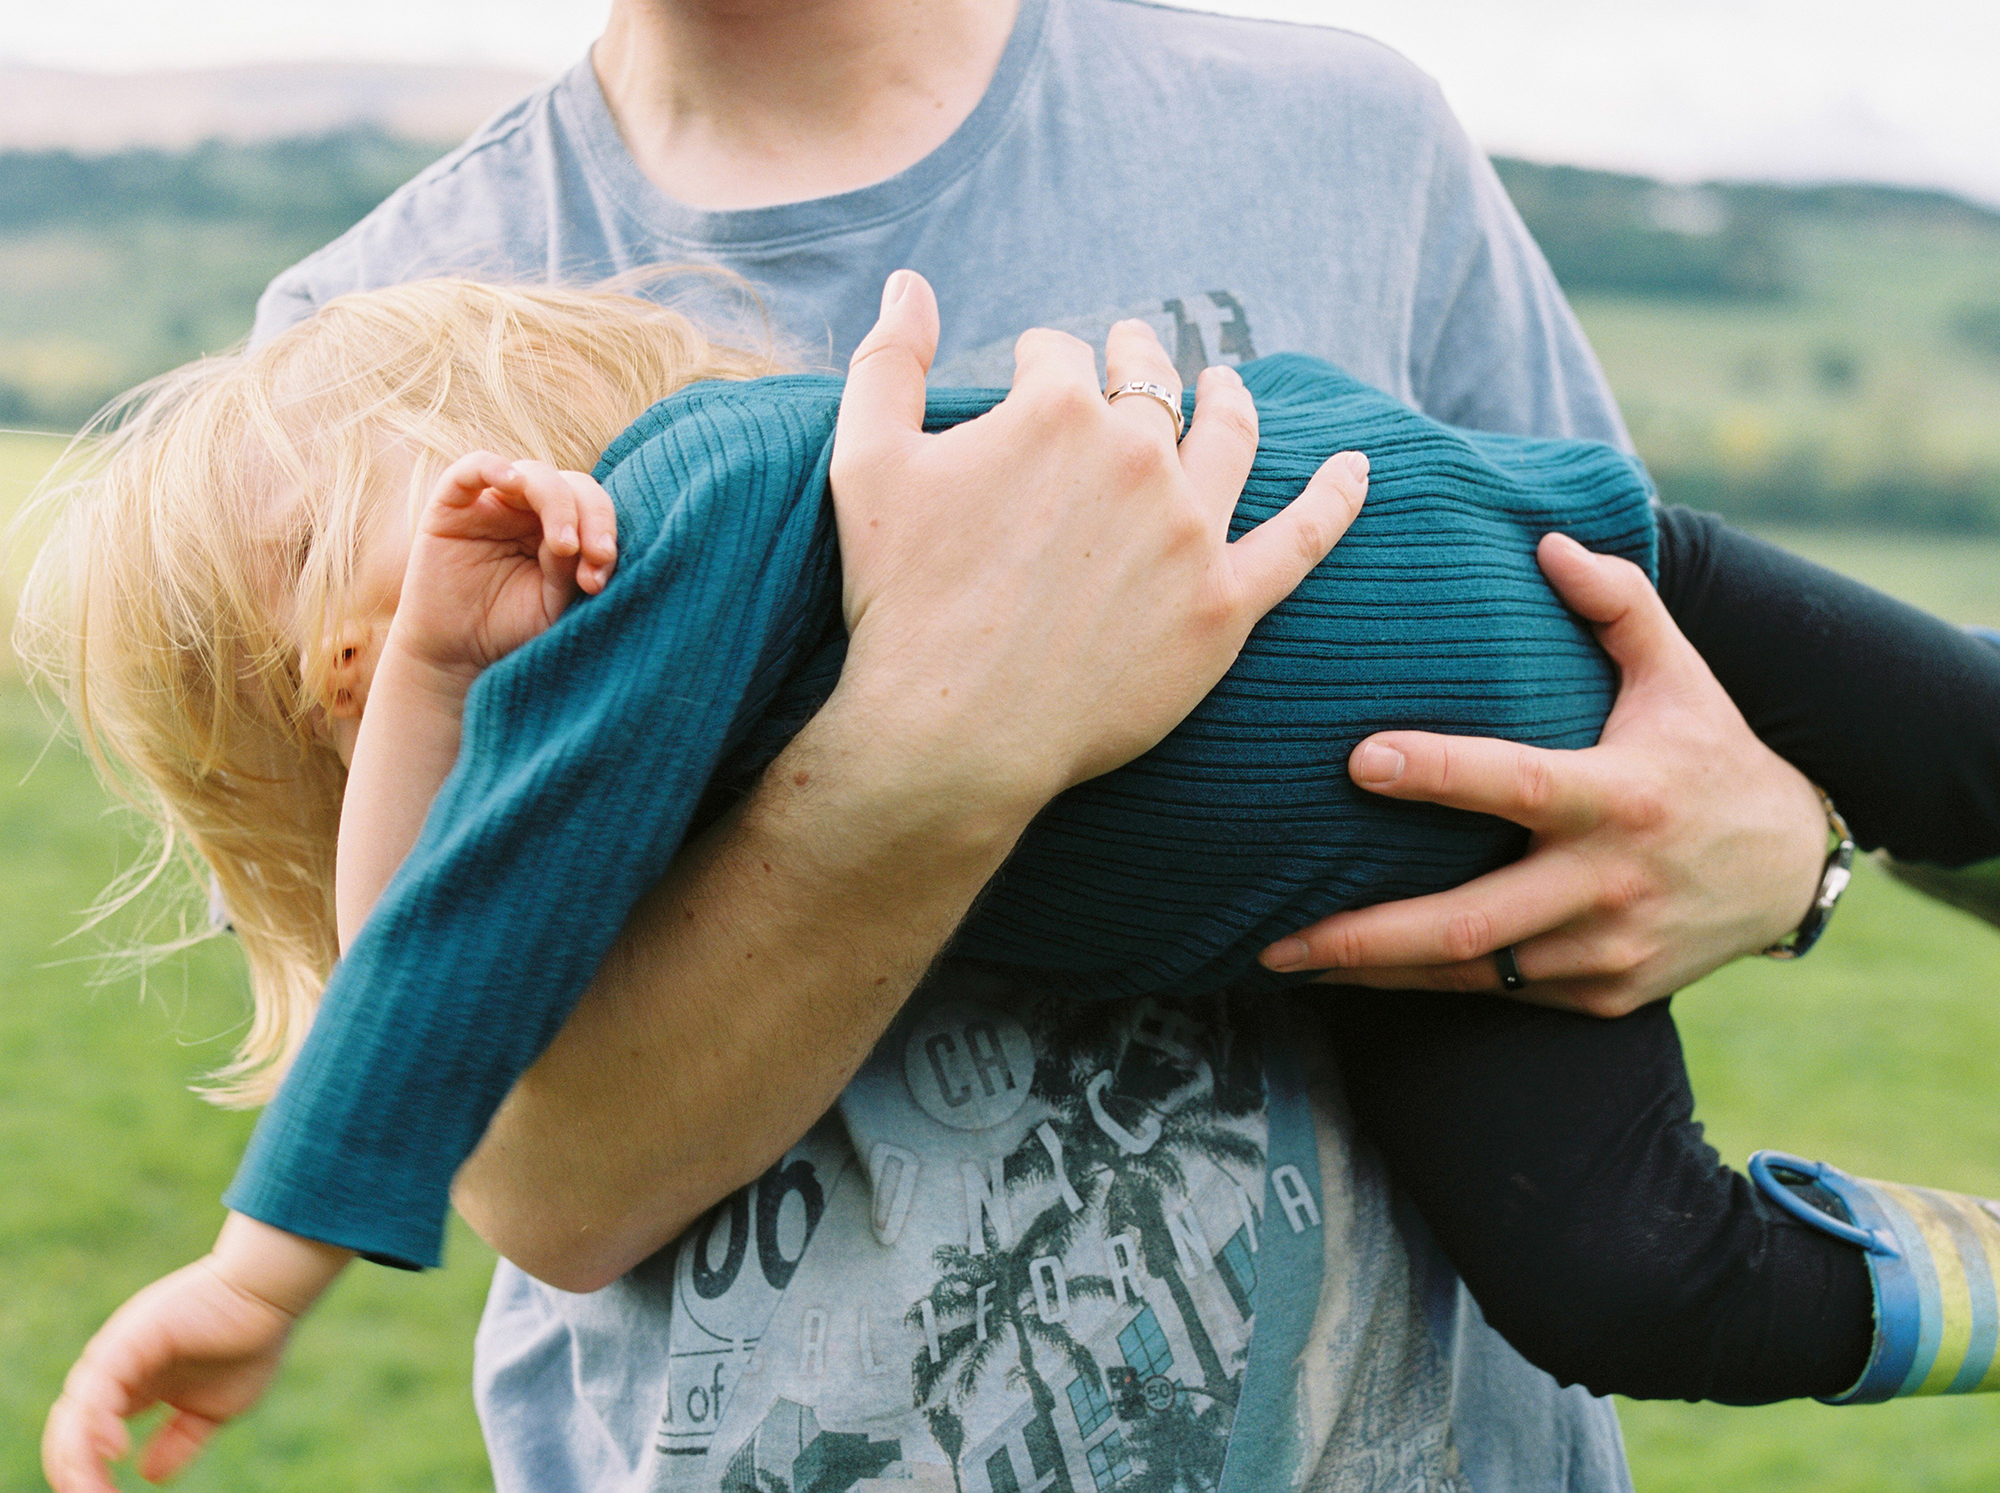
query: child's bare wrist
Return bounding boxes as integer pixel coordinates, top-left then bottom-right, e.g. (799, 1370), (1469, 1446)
(210, 1211), (354, 1320)
(378, 628), (482, 711)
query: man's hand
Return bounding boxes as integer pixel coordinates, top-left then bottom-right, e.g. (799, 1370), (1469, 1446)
(1260, 532), (1828, 1017)
(829, 270), (1369, 818)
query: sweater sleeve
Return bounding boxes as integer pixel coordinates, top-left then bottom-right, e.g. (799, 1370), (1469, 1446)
(224, 379), (844, 1268)
(1655, 505), (2000, 867)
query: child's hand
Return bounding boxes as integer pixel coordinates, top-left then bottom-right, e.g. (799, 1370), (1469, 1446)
(42, 1214), (349, 1493)
(394, 452), (619, 683)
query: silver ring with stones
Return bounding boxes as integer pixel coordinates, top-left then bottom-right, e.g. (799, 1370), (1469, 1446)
(1106, 380), (1185, 442)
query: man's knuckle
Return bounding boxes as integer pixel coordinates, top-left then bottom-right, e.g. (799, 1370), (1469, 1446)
(1284, 514), (1332, 570)
(846, 336), (897, 373)
(1326, 926), (1369, 969)
(1442, 908), (1495, 963)
(1598, 936), (1650, 975)
(1431, 739), (1456, 796)
(1110, 426), (1171, 483)
(1203, 399), (1257, 448)
(1018, 327), (1090, 366)
(1595, 865), (1656, 918)
(1033, 378), (1100, 427)
(1615, 783), (1671, 834)
(1514, 750), (1558, 814)
(1164, 502), (1210, 548)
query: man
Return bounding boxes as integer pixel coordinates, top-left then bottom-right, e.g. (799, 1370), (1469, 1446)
(245, 2), (1829, 1488)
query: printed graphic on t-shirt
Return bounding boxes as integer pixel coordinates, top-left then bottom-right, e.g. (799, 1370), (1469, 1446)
(930, 293), (1259, 390)
(643, 978), (1311, 1493)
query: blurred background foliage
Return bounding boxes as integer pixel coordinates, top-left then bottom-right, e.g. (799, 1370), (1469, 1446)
(0, 132), (444, 429)
(1494, 160), (2000, 534)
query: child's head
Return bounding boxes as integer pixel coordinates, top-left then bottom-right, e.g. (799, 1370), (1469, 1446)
(14, 278), (784, 1105)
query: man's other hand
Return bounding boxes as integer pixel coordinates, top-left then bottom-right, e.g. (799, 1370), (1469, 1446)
(1260, 532), (1829, 1017)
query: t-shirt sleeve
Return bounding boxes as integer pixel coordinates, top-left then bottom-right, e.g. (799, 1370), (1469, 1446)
(223, 385), (840, 1268)
(249, 270), (323, 348)
(1404, 83), (1633, 450)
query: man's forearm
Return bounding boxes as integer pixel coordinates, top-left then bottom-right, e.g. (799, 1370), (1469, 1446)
(450, 689), (1037, 1292)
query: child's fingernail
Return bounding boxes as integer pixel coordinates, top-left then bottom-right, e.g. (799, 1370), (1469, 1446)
(1340, 450), (1370, 483)
(561, 525), (578, 548)
(497, 466), (520, 483)
(1351, 740), (1405, 785)
(882, 270), (915, 311)
(1261, 937), (1309, 972)
(1210, 364), (1243, 387)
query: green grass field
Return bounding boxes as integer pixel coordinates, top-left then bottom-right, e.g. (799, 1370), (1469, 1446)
(4, 431), (1999, 1490)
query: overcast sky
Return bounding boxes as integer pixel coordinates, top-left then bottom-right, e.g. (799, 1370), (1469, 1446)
(8, 0), (1997, 205)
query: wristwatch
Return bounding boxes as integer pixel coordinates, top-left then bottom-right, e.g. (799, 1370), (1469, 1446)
(1763, 786), (1856, 960)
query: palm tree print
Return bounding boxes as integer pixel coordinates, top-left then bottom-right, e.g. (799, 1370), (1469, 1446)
(903, 991), (1267, 1493)
(1009, 992), (1264, 1405)
(924, 1404), (966, 1493)
(909, 1198), (1118, 1492)
(1117, 1398), (1230, 1493)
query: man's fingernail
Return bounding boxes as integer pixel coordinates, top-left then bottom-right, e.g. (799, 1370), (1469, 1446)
(1351, 740), (1405, 785)
(882, 270), (915, 311)
(1339, 450), (1370, 483)
(1261, 938), (1309, 972)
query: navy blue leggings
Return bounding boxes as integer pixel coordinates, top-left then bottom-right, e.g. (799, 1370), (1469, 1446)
(1332, 508), (2000, 1403)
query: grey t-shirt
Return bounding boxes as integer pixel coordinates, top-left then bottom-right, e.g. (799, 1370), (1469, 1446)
(255, 3), (1633, 1490)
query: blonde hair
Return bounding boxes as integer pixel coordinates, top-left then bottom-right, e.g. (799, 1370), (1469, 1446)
(13, 277), (785, 1105)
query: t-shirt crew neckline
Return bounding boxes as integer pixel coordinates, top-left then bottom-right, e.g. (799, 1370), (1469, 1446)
(555, 0), (1052, 253)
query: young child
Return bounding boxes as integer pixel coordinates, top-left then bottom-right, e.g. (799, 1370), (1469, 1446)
(28, 278), (2000, 1490)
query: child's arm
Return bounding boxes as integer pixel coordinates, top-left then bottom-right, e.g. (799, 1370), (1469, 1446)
(336, 453), (618, 945)
(1653, 504), (2000, 868)
(41, 1214), (352, 1493)
(1333, 989), (1877, 1403)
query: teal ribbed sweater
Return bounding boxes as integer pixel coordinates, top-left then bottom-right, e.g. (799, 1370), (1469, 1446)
(226, 355), (1656, 1267)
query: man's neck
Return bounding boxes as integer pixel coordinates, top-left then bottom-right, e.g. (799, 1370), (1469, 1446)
(594, 0), (1022, 211)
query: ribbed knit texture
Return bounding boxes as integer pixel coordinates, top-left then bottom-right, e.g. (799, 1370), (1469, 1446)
(225, 355), (1656, 1266)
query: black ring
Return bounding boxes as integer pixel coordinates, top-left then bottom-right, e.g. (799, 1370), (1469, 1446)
(1494, 945), (1527, 992)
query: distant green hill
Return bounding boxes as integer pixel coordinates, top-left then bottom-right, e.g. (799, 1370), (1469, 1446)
(1496, 162), (2000, 531)
(1493, 159), (2000, 302)
(3, 134), (1998, 528)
